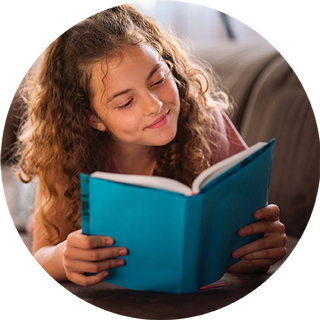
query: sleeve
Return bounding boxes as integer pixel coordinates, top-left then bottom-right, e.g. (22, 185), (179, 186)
(211, 108), (248, 164)
(221, 111), (248, 155)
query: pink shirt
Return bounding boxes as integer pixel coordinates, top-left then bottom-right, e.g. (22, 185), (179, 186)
(211, 109), (247, 164)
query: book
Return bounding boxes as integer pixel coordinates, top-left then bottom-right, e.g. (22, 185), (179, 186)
(80, 139), (275, 294)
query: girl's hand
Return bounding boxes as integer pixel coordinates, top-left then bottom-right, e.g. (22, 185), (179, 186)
(63, 229), (128, 286)
(232, 204), (287, 268)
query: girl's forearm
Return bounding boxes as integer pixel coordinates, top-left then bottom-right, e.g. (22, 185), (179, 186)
(33, 241), (68, 282)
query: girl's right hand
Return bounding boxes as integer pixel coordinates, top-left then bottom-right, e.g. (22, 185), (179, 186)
(62, 229), (128, 286)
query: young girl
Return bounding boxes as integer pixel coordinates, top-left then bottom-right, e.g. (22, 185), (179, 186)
(17, 5), (287, 286)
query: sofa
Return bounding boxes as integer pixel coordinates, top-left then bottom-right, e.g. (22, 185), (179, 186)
(199, 42), (320, 239)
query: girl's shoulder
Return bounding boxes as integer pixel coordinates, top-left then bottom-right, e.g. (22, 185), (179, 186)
(212, 108), (248, 164)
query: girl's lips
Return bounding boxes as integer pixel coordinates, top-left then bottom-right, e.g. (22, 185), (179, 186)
(146, 110), (170, 129)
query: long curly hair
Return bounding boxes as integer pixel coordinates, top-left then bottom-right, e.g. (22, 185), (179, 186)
(17, 5), (232, 244)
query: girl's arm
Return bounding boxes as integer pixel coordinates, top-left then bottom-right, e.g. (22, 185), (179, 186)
(32, 182), (128, 286)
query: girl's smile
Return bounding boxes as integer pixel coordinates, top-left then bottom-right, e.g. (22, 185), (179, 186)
(145, 110), (170, 129)
(89, 43), (181, 152)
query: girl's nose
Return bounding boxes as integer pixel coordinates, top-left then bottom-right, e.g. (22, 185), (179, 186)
(141, 91), (163, 116)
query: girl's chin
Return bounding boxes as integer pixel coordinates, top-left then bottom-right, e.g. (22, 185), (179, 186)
(152, 131), (177, 147)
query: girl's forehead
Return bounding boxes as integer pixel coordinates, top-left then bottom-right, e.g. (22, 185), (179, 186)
(94, 43), (161, 76)
(89, 42), (162, 95)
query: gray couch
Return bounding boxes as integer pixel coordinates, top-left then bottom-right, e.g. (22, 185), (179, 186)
(200, 42), (319, 239)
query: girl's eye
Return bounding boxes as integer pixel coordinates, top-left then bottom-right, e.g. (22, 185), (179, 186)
(118, 99), (133, 110)
(152, 76), (166, 88)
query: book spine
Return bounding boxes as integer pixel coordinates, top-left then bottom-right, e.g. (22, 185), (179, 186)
(80, 173), (90, 235)
(180, 194), (203, 293)
(266, 139), (276, 204)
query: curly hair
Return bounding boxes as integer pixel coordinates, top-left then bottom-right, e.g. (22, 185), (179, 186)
(17, 5), (233, 244)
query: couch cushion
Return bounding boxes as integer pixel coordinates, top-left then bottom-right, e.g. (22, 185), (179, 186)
(199, 43), (278, 128)
(240, 55), (320, 238)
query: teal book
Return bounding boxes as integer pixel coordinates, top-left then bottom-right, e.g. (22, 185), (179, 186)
(80, 139), (275, 294)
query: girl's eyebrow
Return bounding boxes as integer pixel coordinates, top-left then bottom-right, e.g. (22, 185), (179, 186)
(107, 88), (133, 103)
(107, 62), (163, 103)
(147, 62), (162, 81)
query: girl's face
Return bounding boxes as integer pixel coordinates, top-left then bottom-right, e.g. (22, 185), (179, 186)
(89, 43), (180, 151)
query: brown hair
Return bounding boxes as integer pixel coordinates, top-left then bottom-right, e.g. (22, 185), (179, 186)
(17, 5), (232, 244)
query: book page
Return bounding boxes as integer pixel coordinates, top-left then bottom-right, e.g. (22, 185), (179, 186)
(91, 172), (193, 196)
(192, 142), (267, 194)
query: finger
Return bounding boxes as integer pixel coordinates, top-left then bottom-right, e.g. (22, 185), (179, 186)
(65, 256), (126, 274)
(254, 204), (280, 221)
(232, 235), (287, 259)
(241, 247), (287, 262)
(64, 245), (128, 262)
(247, 258), (277, 268)
(239, 219), (285, 237)
(67, 231), (114, 249)
(66, 270), (109, 286)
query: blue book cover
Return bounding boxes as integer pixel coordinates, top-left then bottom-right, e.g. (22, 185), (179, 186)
(80, 139), (275, 294)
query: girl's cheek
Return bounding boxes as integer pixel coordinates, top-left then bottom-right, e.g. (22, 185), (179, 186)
(119, 117), (141, 133)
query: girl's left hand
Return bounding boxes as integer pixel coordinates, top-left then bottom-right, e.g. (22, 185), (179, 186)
(232, 204), (287, 268)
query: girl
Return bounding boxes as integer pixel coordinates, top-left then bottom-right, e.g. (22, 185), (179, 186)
(17, 5), (287, 286)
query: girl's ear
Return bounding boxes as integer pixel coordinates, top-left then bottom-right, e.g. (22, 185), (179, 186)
(88, 113), (107, 131)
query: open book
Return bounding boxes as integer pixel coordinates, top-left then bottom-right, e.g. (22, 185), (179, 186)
(80, 139), (275, 293)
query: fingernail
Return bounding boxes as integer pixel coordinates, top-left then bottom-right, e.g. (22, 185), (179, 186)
(239, 228), (246, 237)
(105, 238), (114, 246)
(119, 248), (128, 256)
(116, 259), (125, 267)
(255, 211), (263, 219)
(233, 250), (241, 259)
(102, 271), (109, 278)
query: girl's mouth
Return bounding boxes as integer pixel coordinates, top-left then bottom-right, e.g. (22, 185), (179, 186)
(146, 110), (170, 129)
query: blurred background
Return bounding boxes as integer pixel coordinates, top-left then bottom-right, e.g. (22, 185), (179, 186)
(0, 0), (277, 56)
(134, 0), (267, 47)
